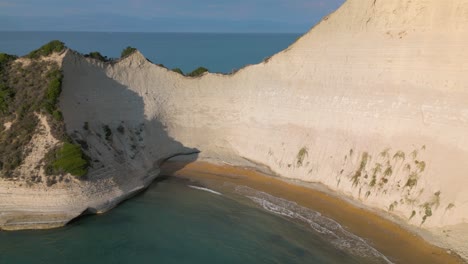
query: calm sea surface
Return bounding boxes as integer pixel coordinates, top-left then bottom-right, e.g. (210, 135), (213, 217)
(0, 32), (390, 264)
(0, 31), (300, 73)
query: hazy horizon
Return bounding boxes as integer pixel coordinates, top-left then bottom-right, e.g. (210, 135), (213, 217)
(0, 0), (345, 33)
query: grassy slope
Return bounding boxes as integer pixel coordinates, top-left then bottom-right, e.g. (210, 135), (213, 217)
(0, 41), (88, 181)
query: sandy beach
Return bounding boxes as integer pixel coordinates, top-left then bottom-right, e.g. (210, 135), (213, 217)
(161, 161), (465, 264)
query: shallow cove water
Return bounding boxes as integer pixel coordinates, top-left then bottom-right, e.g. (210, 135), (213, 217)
(0, 177), (387, 264)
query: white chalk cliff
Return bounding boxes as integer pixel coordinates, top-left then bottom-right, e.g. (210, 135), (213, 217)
(1, 0), (468, 259)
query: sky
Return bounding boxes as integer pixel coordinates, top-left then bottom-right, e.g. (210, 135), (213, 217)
(0, 0), (345, 33)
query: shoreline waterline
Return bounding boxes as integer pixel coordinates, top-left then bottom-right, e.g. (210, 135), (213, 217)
(161, 161), (465, 264)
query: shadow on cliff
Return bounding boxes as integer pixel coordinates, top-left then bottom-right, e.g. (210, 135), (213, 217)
(61, 51), (200, 201)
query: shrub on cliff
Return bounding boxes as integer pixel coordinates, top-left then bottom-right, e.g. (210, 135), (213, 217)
(0, 59), (71, 177)
(46, 143), (89, 177)
(0, 61), (55, 175)
(0, 53), (17, 70)
(27, 40), (65, 59)
(85, 51), (109, 62)
(0, 83), (14, 114)
(121, 46), (137, 58)
(103, 125), (112, 141)
(172, 68), (184, 75)
(42, 69), (63, 114)
(187, 67), (209, 77)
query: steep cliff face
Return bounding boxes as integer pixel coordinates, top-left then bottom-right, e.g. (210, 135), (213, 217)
(60, 0), (468, 228)
(1, 0), (468, 258)
(59, 0), (468, 257)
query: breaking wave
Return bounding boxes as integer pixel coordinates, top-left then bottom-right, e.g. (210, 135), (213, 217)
(235, 185), (393, 264)
(188, 185), (222, 195)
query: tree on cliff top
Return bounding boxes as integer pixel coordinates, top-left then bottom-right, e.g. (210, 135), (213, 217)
(187, 67), (209, 77)
(85, 51), (109, 62)
(121, 46), (137, 58)
(172, 68), (184, 75)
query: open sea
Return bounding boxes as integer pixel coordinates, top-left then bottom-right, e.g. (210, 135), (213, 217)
(0, 32), (390, 264)
(0, 31), (300, 74)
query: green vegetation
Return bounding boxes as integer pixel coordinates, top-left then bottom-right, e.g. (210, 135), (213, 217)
(415, 160), (426, 173)
(403, 163), (411, 172)
(296, 147), (308, 167)
(351, 152), (369, 187)
(117, 124), (125, 134)
(383, 166), (393, 177)
(42, 70), (63, 114)
(369, 177), (377, 187)
(393, 151), (405, 161)
(0, 83), (14, 114)
(446, 203), (455, 211)
(52, 110), (63, 121)
(172, 68), (184, 75)
(0, 53), (17, 70)
(0, 56), (87, 179)
(0, 61), (63, 175)
(103, 125), (112, 141)
(405, 172), (419, 188)
(46, 143), (88, 177)
(121, 46), (137, 58)
(27, 40), (65, 59)
(85, 51), (109, 62)
(187, 67), (208, 77)
(0, 53), (17, 114)
(421, 202), (433, 224)
(409, 210), (416, 220)
(379, 148), (390, 158)
(411, 149), (418, 159)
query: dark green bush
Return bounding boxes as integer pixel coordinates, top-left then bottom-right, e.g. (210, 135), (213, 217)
(172, 68), (184, 75)
(0, 83), (14, 114)
(103, 125), (112, 141)
(52, 110), (63, 121)
(187, 67), (208, 77)
(0, 53), (17, 70)
(121, 46), (137, 58)
(27, 40), (65, 59)
(85, 51), (108, 62)
(43, 70), (62, 114)
(47, 143), (89, 177)
(117, 124), (125, 134)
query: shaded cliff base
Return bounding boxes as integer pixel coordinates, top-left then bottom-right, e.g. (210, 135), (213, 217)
(161, 161), (466, 264)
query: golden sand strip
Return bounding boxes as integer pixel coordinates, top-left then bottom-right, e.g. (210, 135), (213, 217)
(161, 161), (465, 264)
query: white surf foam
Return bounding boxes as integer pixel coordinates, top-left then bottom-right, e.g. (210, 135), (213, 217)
(235, 185), (393, 264)
(188, 185), (222, 195)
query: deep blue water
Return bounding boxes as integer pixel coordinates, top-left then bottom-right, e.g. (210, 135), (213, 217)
(0, 31), (300, 73)
(0, 32), (390, 263)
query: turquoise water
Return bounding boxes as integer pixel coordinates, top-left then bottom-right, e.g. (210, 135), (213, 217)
(0, 178), (386, 264)
(0, 32), (300, 73)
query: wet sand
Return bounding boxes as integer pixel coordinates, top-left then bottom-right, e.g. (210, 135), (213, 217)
(161, 161), (465, 264)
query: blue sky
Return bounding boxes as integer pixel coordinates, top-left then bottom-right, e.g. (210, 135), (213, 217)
(0, 0), (344, 32)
